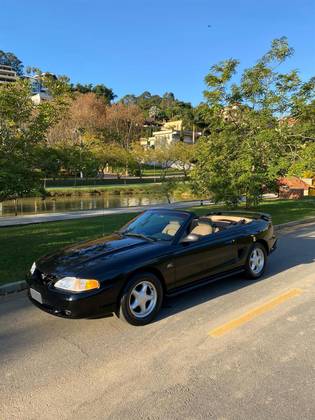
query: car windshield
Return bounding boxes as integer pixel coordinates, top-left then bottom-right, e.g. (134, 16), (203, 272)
(120, 210), (189, 241)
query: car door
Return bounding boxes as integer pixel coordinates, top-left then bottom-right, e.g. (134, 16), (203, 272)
(171, 228), (239, 290)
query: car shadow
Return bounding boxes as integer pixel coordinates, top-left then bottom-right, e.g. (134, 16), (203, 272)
(153, 225), (315, 323)
(79, 224), (315, 324)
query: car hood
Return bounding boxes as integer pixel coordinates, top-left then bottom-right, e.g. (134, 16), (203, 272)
(36, 233), (156, 277)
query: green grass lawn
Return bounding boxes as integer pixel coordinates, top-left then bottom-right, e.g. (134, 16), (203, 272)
(0, 213), (138, 286)
(1, 198), (315, 286)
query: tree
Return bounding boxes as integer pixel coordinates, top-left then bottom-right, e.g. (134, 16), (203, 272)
(34, 146), (63, 184)
(47, 95), (144, 177)
(120, 91), (193, 124)
(149, 144), (178, 179)
(0, 77), (71, 201)
(93, 84), (116, 103)
(172, 142), (196, 178)
(104, 103), (144, 149)
(92, 143), (134, 178)
(191, 37), (315, 207)
(160, 178), (178, 204)
(289, 142), (315, 177)
(130, 142), (150, 177)
(58, 145), (99, 178)
(47, 92), (106, 146)
(71, 83), (116, 104)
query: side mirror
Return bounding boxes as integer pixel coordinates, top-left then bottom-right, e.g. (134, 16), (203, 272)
(180, 233), (199, 244)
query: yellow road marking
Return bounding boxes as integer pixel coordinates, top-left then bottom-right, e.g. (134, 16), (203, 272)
(209, 288), (303, 337)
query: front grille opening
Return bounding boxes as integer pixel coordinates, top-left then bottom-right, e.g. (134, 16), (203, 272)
(39, 271), (57, 284)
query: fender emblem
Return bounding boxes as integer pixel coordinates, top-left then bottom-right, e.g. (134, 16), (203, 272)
(166, 262), (174, 269)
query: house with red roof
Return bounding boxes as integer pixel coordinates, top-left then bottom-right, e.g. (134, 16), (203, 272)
(278, 176), (310, 199)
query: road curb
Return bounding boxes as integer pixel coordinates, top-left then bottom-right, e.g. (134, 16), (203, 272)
(0, 280), (27, 296)
(274, 216), (315, 232)
(2, 216), (315, 296)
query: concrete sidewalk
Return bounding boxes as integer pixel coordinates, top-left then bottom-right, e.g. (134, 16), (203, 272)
(0, 199), (212, 227)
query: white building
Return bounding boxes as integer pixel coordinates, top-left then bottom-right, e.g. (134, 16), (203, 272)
(0, 64), (17, 83)
(0, 65), (54, 104)
(27, 74), (54, 104)
(140, 120), (200, 149)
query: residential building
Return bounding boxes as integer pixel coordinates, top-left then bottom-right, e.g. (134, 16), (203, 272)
(0, 65), (54, 104)
(278, 176), (310, 199)
(26, 73), (55, 104)
(140, 120), (200, 149)
(0, 64), (17, 83)
(302, 177), (315, 197)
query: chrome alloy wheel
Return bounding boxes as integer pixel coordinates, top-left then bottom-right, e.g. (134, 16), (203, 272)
(249, 247), (265, 275)
(129, 281), (157, 318)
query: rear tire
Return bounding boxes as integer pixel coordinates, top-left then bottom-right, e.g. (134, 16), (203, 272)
(119, 272), (163, 326)
(245, 243), (267, 279)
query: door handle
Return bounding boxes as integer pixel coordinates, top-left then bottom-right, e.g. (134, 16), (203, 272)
(225, 239), (236, 245)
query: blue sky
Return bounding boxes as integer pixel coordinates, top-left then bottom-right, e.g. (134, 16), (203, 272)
(1, 0), (314, 104)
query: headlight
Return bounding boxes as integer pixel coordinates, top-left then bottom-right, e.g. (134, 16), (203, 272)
(30, 262), (36, 275)
(54, 277), (100, 292)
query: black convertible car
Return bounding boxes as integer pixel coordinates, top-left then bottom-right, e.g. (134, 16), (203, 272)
(27, 208), (277, 325)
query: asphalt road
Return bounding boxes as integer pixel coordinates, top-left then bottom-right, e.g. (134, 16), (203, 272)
(1, 223), (315, 419)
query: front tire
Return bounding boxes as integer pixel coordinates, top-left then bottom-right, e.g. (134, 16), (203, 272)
(119, 272), (163, 326)
(245, 243), (267, 279)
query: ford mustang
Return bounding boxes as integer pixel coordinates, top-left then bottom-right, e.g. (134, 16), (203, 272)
(27, 208), (277, 325)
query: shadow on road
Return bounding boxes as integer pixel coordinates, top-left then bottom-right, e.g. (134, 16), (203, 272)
(154, 225), (315, 322)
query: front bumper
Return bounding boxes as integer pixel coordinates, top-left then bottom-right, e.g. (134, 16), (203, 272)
(27, 274), (118, 318)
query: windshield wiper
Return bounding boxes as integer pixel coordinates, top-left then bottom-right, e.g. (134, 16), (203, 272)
(123, 232), (156, 242)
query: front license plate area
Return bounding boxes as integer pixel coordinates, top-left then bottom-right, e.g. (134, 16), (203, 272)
(30, 288), (43, 304)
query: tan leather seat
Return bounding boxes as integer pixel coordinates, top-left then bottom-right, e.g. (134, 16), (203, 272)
(162, 221), (181, 236)
(206, 215), (251, 224)
(190, 222), (213, 236)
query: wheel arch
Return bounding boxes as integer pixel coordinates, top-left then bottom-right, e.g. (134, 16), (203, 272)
(127, 266), (166, 292)
(256, 239), (269, 255)
(115, 266), (166, 313)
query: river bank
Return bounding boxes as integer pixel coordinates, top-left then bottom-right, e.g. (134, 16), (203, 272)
(0, 182), (197, 217)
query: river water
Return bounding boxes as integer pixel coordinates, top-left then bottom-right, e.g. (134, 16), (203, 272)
(0, 193), (168, 217)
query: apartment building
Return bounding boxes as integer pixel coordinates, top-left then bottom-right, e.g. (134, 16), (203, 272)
(0, 64), (17, 83)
